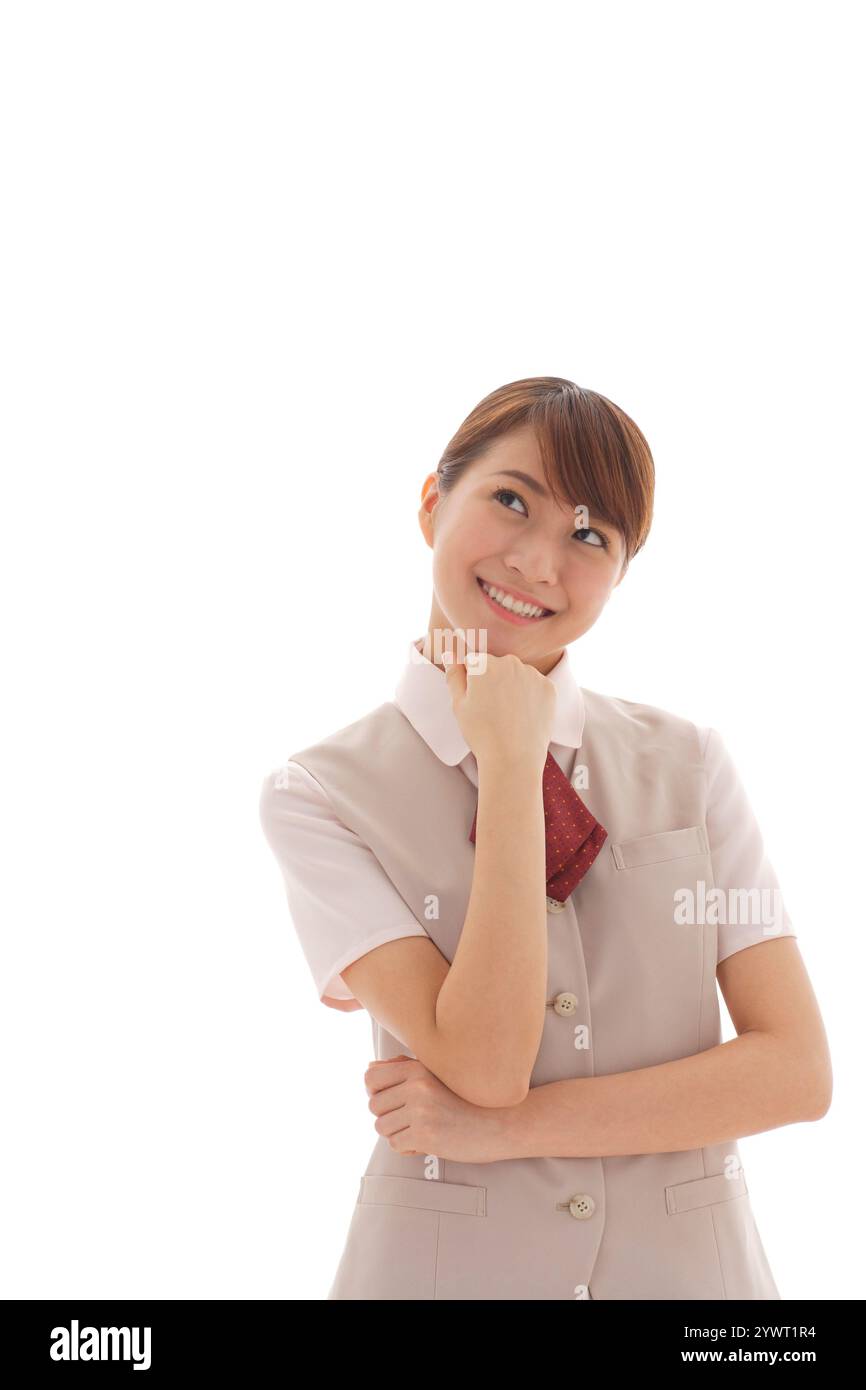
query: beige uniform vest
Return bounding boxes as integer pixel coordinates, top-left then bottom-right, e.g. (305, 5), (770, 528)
(290, 687), (781, 1301)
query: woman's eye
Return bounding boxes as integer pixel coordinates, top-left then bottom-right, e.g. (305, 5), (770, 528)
(574, 527), (607, 549)
(492, 487), (528, 516)
(493, 487), (610, 549)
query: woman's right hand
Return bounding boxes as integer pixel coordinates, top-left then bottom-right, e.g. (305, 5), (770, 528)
(443, 648), (555, 771)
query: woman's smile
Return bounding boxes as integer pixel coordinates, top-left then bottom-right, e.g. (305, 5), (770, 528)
(475, 574), (556, 625)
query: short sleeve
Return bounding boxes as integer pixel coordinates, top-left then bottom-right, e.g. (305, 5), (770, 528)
(700, 726), (797, 965)
(258, 759), (430, 1006)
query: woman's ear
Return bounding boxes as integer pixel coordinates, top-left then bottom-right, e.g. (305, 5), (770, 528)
(420, 473), (438, 510)
(418, 474), (440, 548)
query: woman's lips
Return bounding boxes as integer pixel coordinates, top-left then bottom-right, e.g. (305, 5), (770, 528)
(476, 576), (554, 626)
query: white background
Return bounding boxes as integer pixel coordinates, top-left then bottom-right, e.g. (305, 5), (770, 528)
(1, 0), (862, 1301)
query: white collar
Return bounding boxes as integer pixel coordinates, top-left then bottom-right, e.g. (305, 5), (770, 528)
(393, 636), (586, 767)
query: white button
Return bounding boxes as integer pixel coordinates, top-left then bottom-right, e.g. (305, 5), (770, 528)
(568, 1193), (596, 1221)
(574, 1283), (591, 1300)
(546, 895), (567, 913)
(553, 991), (579, 1017)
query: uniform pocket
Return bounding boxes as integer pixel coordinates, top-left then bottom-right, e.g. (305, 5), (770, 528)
(359, 1173), (487, 1216)
(611, 824), (708, 870)
(665, 1168), (749, 1214)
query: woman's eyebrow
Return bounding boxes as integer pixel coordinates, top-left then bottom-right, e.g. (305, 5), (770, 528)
(495, 468), (548, 497)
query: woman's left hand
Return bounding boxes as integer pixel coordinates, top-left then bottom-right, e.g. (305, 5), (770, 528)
(364, 1055), (509, 1163)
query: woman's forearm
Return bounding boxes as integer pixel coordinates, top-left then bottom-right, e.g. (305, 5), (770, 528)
(484, 1031), (825, 1158)
(435, 755), (547, 1107)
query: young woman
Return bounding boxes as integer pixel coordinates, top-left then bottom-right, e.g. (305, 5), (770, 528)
(259, 376), (832, 1301)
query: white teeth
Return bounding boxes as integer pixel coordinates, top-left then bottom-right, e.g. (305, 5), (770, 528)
(480, 579), (548, 618)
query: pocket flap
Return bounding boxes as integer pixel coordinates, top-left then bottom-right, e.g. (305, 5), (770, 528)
(612, 824), (709, 870)
(665, 1168), (748, 1214)
(359, 1173), (487, 1216)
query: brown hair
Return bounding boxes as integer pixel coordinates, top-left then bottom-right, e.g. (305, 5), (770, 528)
(435, 377), (655, 569)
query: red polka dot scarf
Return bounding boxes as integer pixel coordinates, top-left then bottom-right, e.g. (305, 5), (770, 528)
(469, 751), (608, 903)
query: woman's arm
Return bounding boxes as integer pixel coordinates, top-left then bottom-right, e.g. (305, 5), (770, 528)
(433, 752), (548, 1103)
(344, 752), (548, 1109)
(480, 938), (832, 1158)
(347, 654), (558, 1109)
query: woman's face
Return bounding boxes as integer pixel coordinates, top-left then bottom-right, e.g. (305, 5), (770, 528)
(418, 425), (627, 675)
